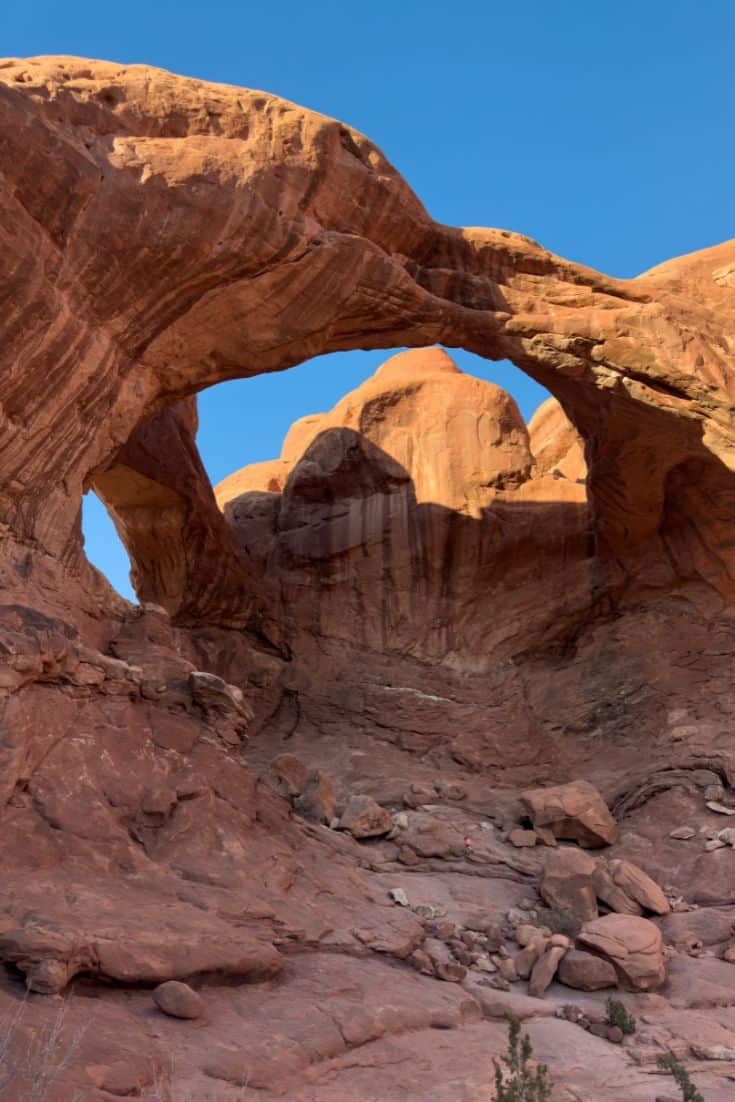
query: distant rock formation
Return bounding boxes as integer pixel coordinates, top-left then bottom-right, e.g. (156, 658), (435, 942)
(216, 348), (590, 662)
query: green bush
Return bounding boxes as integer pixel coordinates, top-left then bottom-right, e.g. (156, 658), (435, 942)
(493, 1013), (552, 1101)
(657, 1054), (705, 1102)
(605, 997), (636, 1036)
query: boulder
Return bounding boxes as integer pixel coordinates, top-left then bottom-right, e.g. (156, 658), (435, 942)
(597, 859), (670, 916)
(528, 944), (568, 997)
(153, 981), (205, 1020)
(339, 795), (393, 839)
(558, 949), (618, 991)
(577, 914), (666, 992)
(514, 937), (550, 981)
(424, 938), (467, 983)
(521, 781), (617, 848)
(293, 770), (337, 824)
(539, 847), (599, 923)
(268, 753), (310, 798)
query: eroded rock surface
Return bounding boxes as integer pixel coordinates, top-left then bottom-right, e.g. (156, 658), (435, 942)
(0, 55), (734, 1101)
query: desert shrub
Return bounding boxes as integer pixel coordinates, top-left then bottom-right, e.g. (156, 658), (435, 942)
(493, 1013), (552, 1101)
(605, 996), (636, 1036)
(657, 1053), (705, 1102)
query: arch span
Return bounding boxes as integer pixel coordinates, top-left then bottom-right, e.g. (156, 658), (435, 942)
(0, 57), (734, 611)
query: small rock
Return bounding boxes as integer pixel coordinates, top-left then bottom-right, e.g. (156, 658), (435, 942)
(704, 783), (726, 802)
(690, 1043), (735, 1060)
(516, 924), (542, 948)
(435, 780), (467, 801)
(705, 838), (728, 851)
(509, 828), (538, 848)
(707, 801), (735, 816)
(413, 904), (437, 920)
(534, 827), (558, 848)
(474, 957), (496, 973)
(722, 944), (735, 963)
(398, 845), (419, 865)
(153, 981), (204, 1020)
(718, 827), (735, 846)
(692, 770), (720, 788)
(388, 888), (409, 907)
(409, 949), (434, 975)
(403, 783), (437, 808)
(549, 933), (571, 949)
(268, 753), (310, 798)
(293, 770), (337, 824)
(449, 940), (472, 966)
(339, 795), (393, 839)
(669, 826), (696, 840)
(393, 811), (409, 830)
(498, 958), (518, 983)
(425, 938), (467, 982)
(430, 920), (457, 941)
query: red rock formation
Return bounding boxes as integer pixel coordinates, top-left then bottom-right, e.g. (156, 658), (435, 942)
(1, 55), (735, 1100)
(217, 348), (591, 664)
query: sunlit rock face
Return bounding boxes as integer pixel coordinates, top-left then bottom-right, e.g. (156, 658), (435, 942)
(217, 348), (591, 665)
(1, 55), (735, 1102)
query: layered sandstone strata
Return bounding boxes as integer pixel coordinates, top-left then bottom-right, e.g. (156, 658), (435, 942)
(0, 55), (735, 1102)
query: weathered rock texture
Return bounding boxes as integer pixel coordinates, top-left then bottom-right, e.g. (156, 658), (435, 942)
(217, 348), (589, 664)
(0, 55), (735, 1101)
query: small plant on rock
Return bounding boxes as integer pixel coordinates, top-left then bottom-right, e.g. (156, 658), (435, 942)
(605, 996), (636, 1036)
(657, 1053), (705, 1102)
(493, 1013), (552, 1101)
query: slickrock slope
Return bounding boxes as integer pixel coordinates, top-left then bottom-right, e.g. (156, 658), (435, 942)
(0, 55), (735, 1101)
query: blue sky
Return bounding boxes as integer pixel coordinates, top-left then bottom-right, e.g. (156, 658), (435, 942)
(4, 1), (733, 598)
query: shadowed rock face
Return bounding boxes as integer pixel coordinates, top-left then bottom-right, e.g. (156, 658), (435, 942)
(1, 55), (735, 1101)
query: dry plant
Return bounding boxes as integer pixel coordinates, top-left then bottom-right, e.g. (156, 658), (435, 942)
(0, 985), (89, 1101)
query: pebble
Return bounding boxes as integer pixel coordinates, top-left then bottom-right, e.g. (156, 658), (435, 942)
(669, 826), (696, 840)
(707, 801), (735, 816)
(388, 888), (409, 906)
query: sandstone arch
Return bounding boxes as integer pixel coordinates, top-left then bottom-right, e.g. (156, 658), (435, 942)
(1, 56), (734, 619)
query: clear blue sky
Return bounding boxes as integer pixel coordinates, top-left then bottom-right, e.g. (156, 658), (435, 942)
(4, 1), (733, 598)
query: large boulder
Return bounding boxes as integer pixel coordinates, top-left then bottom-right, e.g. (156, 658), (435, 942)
(521, 781), (618, 848)
(558, 949), (618, 991)
(594, 859), (670, 917)
(577, 914), (666, 992)
(539, 847), (599, 923)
